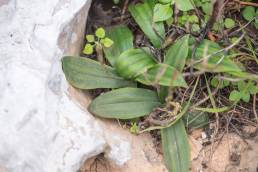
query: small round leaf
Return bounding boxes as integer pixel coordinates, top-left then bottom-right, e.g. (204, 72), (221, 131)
(230, 37), (238, 44)
(223, 80), (230, 87)
(229, 90), (241, 102)
(192, 24), (200, 32)
(211, 77), (219, 88)
(189, 15), (198, 23)
(241, 92), (250, 103)
(249, 84), (258, 94)
(201, 2), (213, 15)
(242, 6), (255, 21)
(95, 27), (106, 38)
(86, 35), (95, 42)
(212, 22), (220, 31)
(224, 18), (235, 29)
(101, 37), (114, 48)
(83, 44), (93, 55)
(237, 81), (245, 91)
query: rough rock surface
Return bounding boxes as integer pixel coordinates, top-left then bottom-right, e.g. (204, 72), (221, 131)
(0, 0), (133, 172)
(69, 87), (168, 172)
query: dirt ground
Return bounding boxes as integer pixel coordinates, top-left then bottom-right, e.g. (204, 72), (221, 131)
(80, 129), (258, 172)
(191, 128), (258, 172)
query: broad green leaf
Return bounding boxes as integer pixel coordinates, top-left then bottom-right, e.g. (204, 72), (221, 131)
(183, 111), (209, 129)
(89, 87), (161, 119)
(194, 106), (229, 113)
(116, 48), (156, 79)
(153, 3), (173, 22)
(129, 0), (165, 48)
(224, 18), (235, 29)
(159, 86), (169, 103)
(95, 27), (105, 38)
(174, 0), (194, 11)
(166, 17), (174, 26)
(206, 57), (242, 73)
(103, 25), (134, 66)
(159, 0), (173, 4)
(62, 56), (135, 89)
(160, 35), (189, 102)
(242, 6), (255, 21)
(100, 37), (114, 48)
(227, 71), (258, 81)
(83, 44), (93, 55)
(164, 35), (189, 72)
(136, 64), (187, 87)
(192, 40), (242, 73)
(161, 119), (190, 172)
(86, 35), (95, 42)
(229, 90), (241, 102)
(193, 39), (221, 57)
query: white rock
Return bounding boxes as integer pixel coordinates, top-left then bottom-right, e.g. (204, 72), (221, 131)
(201, 132), (207, 139)
(0, 0), (131, 172)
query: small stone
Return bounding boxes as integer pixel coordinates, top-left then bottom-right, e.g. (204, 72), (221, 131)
(201, 132), (207, 139)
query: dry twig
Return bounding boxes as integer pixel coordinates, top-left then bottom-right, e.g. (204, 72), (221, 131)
(234, 0), (258, 7)
(253, 93), (258, 123)
(120, 0), (130, 22)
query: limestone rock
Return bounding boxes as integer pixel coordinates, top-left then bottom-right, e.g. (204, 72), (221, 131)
(0, 0), (131, 172)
